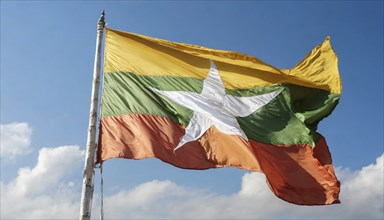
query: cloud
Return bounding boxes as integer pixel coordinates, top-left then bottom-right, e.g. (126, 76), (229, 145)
(9, 145), (85, 196)
(1, 145), (84, 219)
(100, 154), (384, 219)
(1, 139), (383, 219)
(334, 155), (384, 219)
(0, 122), (32, 159)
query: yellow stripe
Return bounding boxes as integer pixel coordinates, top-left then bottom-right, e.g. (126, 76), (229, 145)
(104, 28), (341, 93)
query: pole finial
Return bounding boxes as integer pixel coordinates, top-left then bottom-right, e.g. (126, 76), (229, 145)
(98, 10), (105, 25)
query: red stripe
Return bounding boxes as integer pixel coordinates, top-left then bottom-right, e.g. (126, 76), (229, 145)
(98, 114), (340, 205)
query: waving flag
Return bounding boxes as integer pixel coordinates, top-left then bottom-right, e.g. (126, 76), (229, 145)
(97, 28), (341, 205)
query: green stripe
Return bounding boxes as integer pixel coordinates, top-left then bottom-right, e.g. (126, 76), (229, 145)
(101, 72), (200, 125)
(101, 72), (340, 146)
(236, 85), (339, 146)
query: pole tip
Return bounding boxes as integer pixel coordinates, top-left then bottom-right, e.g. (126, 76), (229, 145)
(98, 10), (105, 24)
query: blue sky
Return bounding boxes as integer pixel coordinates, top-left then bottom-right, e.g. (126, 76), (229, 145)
(1, 1), (383, 219)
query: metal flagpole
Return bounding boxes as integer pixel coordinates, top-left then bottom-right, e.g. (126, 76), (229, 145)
(79, 10), (105, 220)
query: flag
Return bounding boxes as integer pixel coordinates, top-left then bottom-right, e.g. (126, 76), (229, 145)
(97, 28), (341, 205)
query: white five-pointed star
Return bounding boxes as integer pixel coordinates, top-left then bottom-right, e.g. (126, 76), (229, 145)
(150, 60), (282, 151)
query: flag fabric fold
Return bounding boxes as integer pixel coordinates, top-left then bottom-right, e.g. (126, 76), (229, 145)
(97, 28), (341, 205)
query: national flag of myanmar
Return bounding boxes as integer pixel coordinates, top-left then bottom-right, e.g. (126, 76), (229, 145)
(97, 28), (341, 205)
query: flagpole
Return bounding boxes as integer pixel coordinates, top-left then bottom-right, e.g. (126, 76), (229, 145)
(79, 10), (105, 220)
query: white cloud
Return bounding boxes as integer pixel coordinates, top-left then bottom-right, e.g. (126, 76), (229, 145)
(1, 139), (383, 219)
(0, 122), (32, 159)
(10, 145), (85, 196)
(99, 154), (384, 219)
(1, 145), (84, 219)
